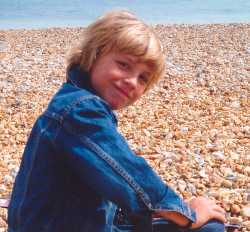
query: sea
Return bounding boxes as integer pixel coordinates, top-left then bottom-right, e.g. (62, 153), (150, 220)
(1, 0), (250, 29)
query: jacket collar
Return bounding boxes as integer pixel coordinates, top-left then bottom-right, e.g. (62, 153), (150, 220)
(67, 65), (96, 94)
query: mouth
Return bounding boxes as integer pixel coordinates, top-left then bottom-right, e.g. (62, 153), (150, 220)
(114, 85), (130, 99)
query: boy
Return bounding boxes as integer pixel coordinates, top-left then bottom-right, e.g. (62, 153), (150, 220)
(8, 11), (225, 231)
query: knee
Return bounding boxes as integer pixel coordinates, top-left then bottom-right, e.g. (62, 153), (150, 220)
(193, 220), (225, 232)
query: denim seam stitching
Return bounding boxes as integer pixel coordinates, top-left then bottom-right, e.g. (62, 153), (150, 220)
(43, 111), (63, 124)
(79, 136), (153, 209)
(37, 114), (60, 148)
(45, 89), (117, 126)
(60, 88), (116, 124)
(68, 78), (80, 88)
(62, 96), (115, 129)
(61, 95), (101, 118)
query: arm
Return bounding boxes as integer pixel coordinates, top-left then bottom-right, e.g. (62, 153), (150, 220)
(156, 197), (226, 228)
(55, 97), (196, 223)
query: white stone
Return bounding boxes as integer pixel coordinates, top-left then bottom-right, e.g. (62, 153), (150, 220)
(212, 151), (225, 160)
(241, 205), (250, 217)
(199, 169), (207, 178)
(177, 180), (187, 192)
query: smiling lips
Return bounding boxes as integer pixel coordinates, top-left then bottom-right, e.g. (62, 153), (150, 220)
(114, 85), (130, 99)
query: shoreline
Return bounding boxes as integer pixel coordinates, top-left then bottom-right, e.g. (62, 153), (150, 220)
(0, 24), (250, 230)
(1, 21), (250, 31)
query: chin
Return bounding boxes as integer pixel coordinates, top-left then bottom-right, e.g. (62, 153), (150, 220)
(111, 105), (122, 110)
(108, 99), (131, 110)
(110, 103), (125, 110)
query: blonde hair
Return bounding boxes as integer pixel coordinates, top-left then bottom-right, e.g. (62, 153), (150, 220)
(66, 10), (165, 90)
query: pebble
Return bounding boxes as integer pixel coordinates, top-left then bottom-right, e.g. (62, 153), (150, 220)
(230, 216), (243, 225)
(0, 41), (9, 52)
(241, 205), (250, 217)
(198, 169), (207, 178)
(231, 204), (241, 214)
(243, 220), (250, 230)
(211, 151), (225, 160)
(3, 175), (13, 186)
(245, 167), (250, 176)
(0, 217), (6, 227)
(205, 143), (217, 152)
(187, 183), (197, 194)
(242, 193), (250, 204)
(222, 179), (233, 188)
(0, 185), (7, 194)
(225, 173), (237, 181)
(231, 151), (240, 159)
(177, 180), (187, 192)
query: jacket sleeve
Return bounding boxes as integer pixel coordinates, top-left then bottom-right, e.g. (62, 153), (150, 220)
(55, 96), (196, 222)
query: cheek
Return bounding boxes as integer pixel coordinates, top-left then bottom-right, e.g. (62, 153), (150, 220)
(136, 86), (146, 98)
(91, 69), (107, 87)
(109, 68), (124, 78)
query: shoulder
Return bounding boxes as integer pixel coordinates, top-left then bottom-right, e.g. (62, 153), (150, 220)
(44, 83), (117, 125)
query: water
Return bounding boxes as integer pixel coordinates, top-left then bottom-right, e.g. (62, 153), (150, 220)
(1, 0), (250, 29)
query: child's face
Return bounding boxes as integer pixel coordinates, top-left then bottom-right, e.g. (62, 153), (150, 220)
(90, 51), (151, 110)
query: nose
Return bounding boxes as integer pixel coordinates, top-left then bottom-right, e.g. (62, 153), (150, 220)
(123, 75), (138, 90)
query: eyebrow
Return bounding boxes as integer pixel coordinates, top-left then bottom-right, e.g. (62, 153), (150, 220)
(122, 55), (139, 64)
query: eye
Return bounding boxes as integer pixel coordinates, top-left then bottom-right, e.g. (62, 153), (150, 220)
(117, 60), (129, 70)
(139, 74), (150, 85)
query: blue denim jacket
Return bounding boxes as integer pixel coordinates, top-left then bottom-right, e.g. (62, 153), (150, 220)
(8, 65), (196, 232)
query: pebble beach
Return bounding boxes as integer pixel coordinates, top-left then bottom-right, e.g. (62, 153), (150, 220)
(0, 24), (249, 231)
